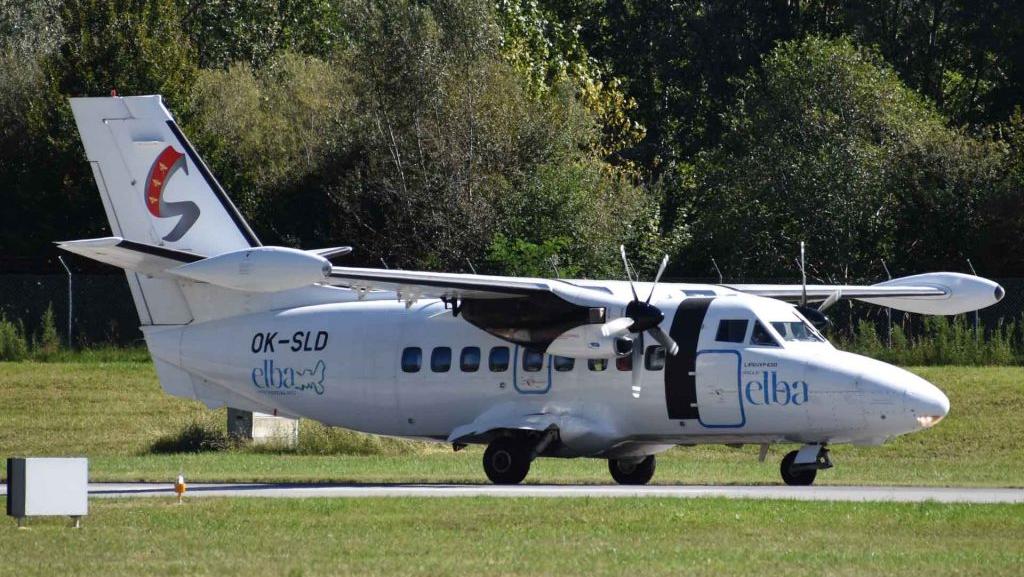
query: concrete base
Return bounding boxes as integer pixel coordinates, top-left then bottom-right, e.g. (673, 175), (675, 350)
(227, 408), (299, 447)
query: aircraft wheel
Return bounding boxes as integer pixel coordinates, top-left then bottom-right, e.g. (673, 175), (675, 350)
(608, 455), (656, 485)
(780, 450), (817, 486)
(483, 438), (531, 485)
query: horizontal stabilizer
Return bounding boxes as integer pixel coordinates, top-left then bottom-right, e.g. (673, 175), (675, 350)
(309, 246), (353, 260)
(56, 237), (204, 275)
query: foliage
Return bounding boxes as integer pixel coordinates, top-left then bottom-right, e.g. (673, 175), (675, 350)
(0, 314), (29, 361)
(35, 303), (61, 358)
(178, 0), (342, 69)
(2, 0), (1024, 285)
(686, 37), (1006, 280)
(838, 315), (1022, 366)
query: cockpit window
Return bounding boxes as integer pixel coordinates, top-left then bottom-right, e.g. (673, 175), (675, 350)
(749, 321), (780, 347)
(715, 319), (749, 343)
(770, 320), (824, 342)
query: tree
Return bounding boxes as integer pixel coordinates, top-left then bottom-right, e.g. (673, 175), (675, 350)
(686, 37), (1005, 280)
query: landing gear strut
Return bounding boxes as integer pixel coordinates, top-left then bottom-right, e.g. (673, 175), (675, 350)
(780, 445), (832, 486)
(608, 455), (656, 485)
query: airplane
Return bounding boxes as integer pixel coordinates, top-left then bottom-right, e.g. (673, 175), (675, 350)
(58, 95), (1005, 486)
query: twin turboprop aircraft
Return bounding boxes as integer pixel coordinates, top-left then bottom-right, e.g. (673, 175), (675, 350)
(59, 96), (1004, 485)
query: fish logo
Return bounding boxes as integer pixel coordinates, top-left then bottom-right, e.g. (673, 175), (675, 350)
(145, 146), (200, 242)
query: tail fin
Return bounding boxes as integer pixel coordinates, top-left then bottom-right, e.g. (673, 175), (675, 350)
(70, 95), (260, 325)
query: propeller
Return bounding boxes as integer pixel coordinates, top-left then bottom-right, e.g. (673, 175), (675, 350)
(615, 246), (680, 398)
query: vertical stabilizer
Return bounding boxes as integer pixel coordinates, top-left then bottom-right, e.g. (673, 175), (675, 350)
(70, 95), (261, 325)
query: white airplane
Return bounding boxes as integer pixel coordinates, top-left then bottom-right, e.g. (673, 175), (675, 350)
(59, 96), (1004, 486)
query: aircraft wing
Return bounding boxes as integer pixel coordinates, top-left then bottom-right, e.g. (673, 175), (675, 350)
(326, 266), (565, 300)
(726, 272), (1005, 315)
(724, 284), (946, 301)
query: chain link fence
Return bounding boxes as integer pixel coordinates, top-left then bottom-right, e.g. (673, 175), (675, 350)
(1, 273), (1022, 347)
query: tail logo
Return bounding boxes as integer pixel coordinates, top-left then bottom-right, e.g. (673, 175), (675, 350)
(145, 146), (200, 242)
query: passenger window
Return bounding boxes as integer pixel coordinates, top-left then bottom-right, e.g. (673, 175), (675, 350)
(645, 346), (666, 370)
(616, 355), (632, 371)
(750, 322), (780, 347)
(401, 347), (422, 373)
(489, 346), (510, 372)
(588, 358), (607, 371)
(460, 346), (481, 372)
(716, 319), (749, 343)
(522, 349), (544, 372)
(431, 347), (452, 372)
(554, 356), (575, 372)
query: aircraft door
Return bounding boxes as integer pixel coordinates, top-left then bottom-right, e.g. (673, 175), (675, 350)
(514, 346), (551, 394)
(695, 350), (744, 427)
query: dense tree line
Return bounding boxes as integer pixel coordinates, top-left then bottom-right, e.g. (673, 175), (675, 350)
(1, 0), (1021, 281)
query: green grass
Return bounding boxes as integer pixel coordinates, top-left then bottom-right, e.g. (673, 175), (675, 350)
(2, 498), (1022, 577)
(1, 361), (1023, 486)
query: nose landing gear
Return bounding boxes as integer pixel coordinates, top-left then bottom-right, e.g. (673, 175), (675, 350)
(780, 444), (832, 486)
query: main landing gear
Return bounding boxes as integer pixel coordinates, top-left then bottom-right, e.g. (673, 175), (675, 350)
(483, 430), (558, 485)
(780, 444), (833, 486)
(608, 455), (656, 485)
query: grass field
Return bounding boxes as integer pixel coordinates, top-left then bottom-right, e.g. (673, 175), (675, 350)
(2, 497), (1022, 577)
(1, 361), (1023, 486)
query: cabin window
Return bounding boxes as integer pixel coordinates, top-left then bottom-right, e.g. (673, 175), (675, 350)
(401, 347), (422, 373)
(489, 346), (510, 372)
(715, 319), (749, 343)
(522, 349), (544, 372)
(616, 354), (632, 371)
(431, 347), (452, 372)
(460, 346), (481, 372)
(554, 356), (575, 372)
(588, 359), (607, 371)
(750, 321), (780, 347)
(645, 345), (666, 370)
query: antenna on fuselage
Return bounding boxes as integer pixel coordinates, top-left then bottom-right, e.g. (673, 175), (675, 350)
(380, 258), (389, 269)
(549, 255), (561, 279)
(466, 259), (477, 274)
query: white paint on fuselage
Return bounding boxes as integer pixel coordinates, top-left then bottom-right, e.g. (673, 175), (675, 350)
(147, 283), (950, 457)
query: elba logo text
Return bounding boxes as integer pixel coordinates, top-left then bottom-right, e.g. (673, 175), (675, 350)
(744, 371), (809, 406)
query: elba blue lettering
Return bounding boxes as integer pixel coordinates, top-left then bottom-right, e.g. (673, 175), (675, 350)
(251, 359), (326, 395)
(744, 371), (809, 407)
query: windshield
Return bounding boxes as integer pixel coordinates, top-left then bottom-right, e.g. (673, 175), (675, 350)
(770, 320), (824, 342)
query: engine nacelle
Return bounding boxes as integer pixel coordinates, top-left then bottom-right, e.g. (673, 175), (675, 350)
(547, 324), (634, 359)
(169, 247), (331, 292)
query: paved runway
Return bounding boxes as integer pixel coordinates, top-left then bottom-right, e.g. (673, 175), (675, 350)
(3, 483), (1023, 503)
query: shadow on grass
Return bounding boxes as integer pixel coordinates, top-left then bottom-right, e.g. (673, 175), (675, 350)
(150, 422), (234, 454)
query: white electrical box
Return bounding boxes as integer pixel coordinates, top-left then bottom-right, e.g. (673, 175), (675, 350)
(7, 458), (88, 525)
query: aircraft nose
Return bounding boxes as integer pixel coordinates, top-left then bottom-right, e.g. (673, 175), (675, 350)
(904, 377), (950, 429)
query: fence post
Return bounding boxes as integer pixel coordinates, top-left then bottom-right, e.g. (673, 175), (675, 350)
(57, 256), (73, 348)
(967, 259), (980, 342)
(881, 260), (892, 348)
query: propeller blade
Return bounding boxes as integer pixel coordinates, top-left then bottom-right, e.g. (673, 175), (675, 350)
(601, 317), (635, 337)
(647, 326), (679, 356)
(818, 289), (841, 312)
(646, 254), (670, 304)
(620, 244), (639, 301)
(631, 332), (643, 398)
